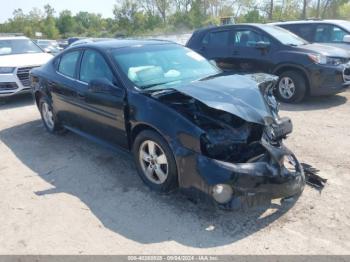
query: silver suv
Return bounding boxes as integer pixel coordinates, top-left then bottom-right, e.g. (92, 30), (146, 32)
(0, 36), (53, 97)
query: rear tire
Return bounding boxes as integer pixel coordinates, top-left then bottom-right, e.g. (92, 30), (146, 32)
(39, 97), (65, 134)
(276, 71), (307, 103)
(133, 130), (178, 193)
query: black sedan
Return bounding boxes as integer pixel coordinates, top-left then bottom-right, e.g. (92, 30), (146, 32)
(30, 40), (305, 208)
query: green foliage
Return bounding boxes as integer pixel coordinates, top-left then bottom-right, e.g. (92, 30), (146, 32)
(0, 0), (349, 39)
(57, 10), (75, 37)
(243, 9), (264, 23)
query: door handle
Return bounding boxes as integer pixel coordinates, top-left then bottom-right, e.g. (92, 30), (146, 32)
(77, 92), (85, 99)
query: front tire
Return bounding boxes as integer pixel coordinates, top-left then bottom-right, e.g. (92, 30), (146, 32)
(133, 130), (178, 193)
(276, 71), (307, 103)
(39, 97), (65, 134)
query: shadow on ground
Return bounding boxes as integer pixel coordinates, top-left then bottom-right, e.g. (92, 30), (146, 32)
(280, 93), (348, 112)
(0, 94), (34, 109)
(0, 120), (299, 248)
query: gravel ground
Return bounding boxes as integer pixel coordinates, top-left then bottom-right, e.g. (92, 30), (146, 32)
(0, 90), (349, 255)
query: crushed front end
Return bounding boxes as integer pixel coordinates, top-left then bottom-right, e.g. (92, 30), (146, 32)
(153, 73), (305, 206)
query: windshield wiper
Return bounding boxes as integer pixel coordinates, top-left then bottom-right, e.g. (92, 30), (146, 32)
(198, 72), (223, 81)
(140, 82), (170, 89)
(140, 80), (181, 89)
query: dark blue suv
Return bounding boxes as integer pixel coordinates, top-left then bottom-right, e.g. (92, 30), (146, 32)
(186, 24), (350, 102)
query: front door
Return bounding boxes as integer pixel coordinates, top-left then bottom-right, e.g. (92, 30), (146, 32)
(230, 28), (274, 73)
(75, 49), (128, 148)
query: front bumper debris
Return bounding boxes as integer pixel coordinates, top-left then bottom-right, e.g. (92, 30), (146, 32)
(175, 140), (305, 206)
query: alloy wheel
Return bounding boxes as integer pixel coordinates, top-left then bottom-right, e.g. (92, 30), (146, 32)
(139, 140), (169, 185)
(278, 76), (296, 100)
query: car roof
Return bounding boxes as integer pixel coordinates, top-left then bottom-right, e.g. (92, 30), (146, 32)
(0, 36), (29, 40)
(69, 39), (176, 50)
(193, 23), (279, 33)
(270, 19), (349, 26)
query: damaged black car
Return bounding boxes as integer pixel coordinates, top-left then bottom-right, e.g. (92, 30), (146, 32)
(30, 40), (305, 207)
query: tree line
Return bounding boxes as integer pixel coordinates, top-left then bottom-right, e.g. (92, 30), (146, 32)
(0, 0), (350, 39)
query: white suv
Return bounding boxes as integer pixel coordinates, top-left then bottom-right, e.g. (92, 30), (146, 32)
(0, 36), (53, 97)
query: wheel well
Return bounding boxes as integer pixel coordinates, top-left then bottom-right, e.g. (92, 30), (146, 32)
(129, 124), (161, 149)
(274, 66), (310, 94)
(130, 123), (180, 188)
(34, 91), (43, 108)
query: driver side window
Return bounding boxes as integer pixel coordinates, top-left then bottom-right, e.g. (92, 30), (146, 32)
(233, 30), (271, 47)
(79, 50), (114, 83)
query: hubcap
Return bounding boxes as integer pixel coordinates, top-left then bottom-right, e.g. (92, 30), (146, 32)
(139, 140), (168, 185)
(42, 102), (54, 130)
(278, 77), (296, 99)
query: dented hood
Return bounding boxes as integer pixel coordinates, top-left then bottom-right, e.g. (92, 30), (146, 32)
(172, 73), (278, 125)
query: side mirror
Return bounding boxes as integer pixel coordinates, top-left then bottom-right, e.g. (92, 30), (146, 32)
(255, 41), (270, 49)
(88, 78), (115, 93)
(343, 35), (350, 43)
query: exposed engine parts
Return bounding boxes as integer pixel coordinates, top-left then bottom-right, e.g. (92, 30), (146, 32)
(156, 91), (269, 163)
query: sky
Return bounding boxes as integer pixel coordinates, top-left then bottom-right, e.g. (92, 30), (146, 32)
(0, 0), (118, 22)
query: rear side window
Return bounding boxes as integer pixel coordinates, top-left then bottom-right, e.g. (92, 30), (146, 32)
(58, 51), (80, 78)
(295, 24), (314, 41)
(281, 24), (314, 42)
(279, 24), (299, 33)
(79, 50), (113, 83)
(204, 30), (230, 47)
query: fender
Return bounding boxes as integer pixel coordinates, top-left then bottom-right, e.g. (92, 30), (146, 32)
(127, 90), (204, 154)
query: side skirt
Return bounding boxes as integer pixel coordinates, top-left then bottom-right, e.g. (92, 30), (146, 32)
(63, 125), (132, 159)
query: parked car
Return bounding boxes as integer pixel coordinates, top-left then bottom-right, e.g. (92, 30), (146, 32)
(57, 39), (69, 49)
(272, 20), (350, 51)
(67, 37), (85, 46)
(0, 36), (53, 97)
(34, 39), (62, 55)
(30, 40), (305, 207)
(186, 24), (350, 102)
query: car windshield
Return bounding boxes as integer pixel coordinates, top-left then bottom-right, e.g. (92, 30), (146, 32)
(111, 45), (220, 90)
(0, 39), (43, 56)
(263, 25), (308, 46)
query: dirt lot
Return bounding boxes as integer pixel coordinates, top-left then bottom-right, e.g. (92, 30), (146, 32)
(0, 91), (349, 255)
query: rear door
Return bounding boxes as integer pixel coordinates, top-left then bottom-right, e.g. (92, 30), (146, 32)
(74, 49), (128, 148)
(51, 49), (82, 128)
(230, 27), (275, 73)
